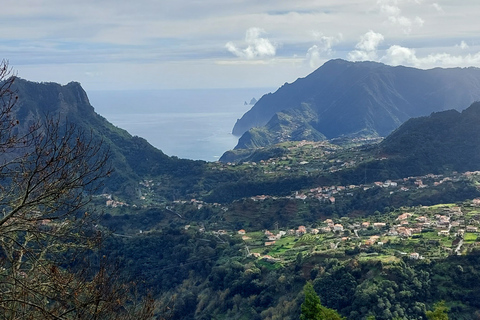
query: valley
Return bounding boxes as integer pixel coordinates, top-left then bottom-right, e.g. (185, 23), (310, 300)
(5, 67), (480, 320)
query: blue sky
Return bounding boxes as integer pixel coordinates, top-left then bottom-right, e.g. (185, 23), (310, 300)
(2, 0), (480, 91)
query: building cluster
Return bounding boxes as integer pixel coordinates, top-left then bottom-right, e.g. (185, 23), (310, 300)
(230, 201), (480, 263)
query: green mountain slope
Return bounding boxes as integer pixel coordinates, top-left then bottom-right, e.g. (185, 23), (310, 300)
(10, 78), (205, 195)
(377, 101), (480, 175)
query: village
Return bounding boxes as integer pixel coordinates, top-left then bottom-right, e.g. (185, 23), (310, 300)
(206, 198), (480, 266)
(96, 138), (480, 268)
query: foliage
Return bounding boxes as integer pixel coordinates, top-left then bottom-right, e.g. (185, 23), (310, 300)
(0, 61), (153, 319)
(301, 282), (344, 320)
(426, 301), (449, 320)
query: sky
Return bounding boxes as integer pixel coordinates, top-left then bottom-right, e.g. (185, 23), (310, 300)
(2, 0), (480, 91)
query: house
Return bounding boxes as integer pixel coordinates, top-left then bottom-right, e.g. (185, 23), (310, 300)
(410, 252), (420, 260)
(310, 228), (319, 235)
(265, 241), (276, 246)
(410, 227), (423, 234)
(296, 226), (307, 236)
(383, 180), (397, 187)
(416, 216), (428, 223)
(388, 228), (398, 236)
(333, 224), (344, 232)
(438, 230), (450, 236)
(449, 207), (462, 215)
(373, 222), (386, 229)
(40, 219), (52, 225)
(237, 229), (246, 235)
(466, 226), (478, 232)
(295, 192), (307, 200)
(361, 222), (370, 228)
(262, 255), (280, 263)
(365, 236), (380, 245)
(321, 227), (332, 233)
(436, 215), (450, 226)
(397, 227), (412, 237)
(397, 213), (412, 221)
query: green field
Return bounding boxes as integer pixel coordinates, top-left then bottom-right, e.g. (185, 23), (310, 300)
(464, 233), (478, 243)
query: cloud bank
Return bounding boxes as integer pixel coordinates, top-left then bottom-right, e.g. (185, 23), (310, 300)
(226, 28), (276, 60)
(383, 44), (480, 68)
(377, 0), (424, 33)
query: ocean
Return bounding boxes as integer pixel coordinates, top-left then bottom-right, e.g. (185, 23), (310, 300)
(87, 88), (273, 161)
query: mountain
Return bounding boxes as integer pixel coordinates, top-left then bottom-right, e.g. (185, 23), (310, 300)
(9, 78), (204, 196)
(377, 101), (480, 175)
(232, 59), (480, 149)
(331, 101), (480, 185)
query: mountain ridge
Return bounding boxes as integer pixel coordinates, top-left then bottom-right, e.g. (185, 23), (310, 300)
(232, 59), (480, 149)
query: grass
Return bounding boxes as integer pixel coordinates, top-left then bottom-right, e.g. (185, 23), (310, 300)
(358, 254), (400, 264)
(427, 203), (456, 209)
(257, 259), (283, 270)
(464, 233), (478, 243)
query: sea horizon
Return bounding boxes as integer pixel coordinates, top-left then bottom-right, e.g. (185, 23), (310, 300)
(87, 87), (274, 161)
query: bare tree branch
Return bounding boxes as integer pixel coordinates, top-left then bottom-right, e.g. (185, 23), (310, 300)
(0, 60), (154, 319)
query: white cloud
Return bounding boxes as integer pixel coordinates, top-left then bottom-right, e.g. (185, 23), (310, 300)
(225, 27), (276, 59)
(432, 3), (443, 12)
(457, 41), (469, 50)
(377, 0), (424, 33)
(379, 2), (401, 16)
(306, 33), (342, 68)
(383, 45), (418, 65)
(414, 16), (425, 27)
(382, 43), (480, 68)
(348, 30), (384, 61)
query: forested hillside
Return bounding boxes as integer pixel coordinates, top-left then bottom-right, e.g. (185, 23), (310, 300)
(4, 74), (480, 319)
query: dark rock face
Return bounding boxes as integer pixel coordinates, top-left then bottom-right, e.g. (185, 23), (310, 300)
(232, 59), (480, 149)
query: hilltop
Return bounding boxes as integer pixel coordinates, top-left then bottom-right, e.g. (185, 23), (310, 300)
(232, 59), (480, 149)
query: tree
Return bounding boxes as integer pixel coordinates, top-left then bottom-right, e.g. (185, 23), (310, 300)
(426, 301), (449, 320)
(301, 282), (323, 320)
(300, 282), (345, 320)
(0, 61), (154, 319)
